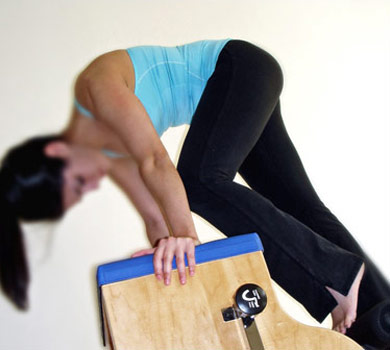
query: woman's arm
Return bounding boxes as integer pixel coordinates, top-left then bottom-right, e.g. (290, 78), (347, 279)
(109, 156), (171, 247)
(81, 70), (199, 284)
(110, 157), (197, 284)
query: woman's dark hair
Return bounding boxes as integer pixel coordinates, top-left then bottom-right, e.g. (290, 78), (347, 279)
(0, 135), (66, 310)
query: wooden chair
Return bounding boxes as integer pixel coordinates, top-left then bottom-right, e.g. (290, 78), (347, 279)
(97, 233), (362, 350)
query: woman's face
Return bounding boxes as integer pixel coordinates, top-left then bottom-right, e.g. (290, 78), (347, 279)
(60, 145), (111, 210)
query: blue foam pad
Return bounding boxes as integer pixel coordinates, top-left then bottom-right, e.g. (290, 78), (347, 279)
(97, 233), (263, 287)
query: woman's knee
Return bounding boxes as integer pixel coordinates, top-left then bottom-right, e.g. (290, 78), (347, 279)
(178, 171), (205, 209)
(178, 164), (221, 198)
(178, 165), (196, 193)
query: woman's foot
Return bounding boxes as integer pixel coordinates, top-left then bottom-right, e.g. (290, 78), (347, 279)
(346, 299), (390, 350)
(326, 263), (365, 334)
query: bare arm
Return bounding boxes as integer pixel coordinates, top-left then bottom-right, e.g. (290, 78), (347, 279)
(110, 157), (194, 283)
(89, 81), (197, 239)
(81, 71), (199, 284)
(109, 156), (171, 247)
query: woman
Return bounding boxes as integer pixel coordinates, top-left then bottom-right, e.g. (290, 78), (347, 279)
(0, 39), (388, 346)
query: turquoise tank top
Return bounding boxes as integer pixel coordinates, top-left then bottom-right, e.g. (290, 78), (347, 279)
(75, 39), (230, 137)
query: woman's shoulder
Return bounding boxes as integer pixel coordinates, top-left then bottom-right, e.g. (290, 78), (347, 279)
(78, 50), (133, 85)
(75, 50), (135, 101)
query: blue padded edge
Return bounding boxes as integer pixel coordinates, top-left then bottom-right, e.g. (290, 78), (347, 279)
(97, 233), (263, 287)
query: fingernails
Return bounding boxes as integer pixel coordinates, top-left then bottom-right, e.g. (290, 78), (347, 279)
(156, 274), (162, 281)
(164, 277), (170, 285)
(180, 278), (186, 285)
(189, 268), (195, 276)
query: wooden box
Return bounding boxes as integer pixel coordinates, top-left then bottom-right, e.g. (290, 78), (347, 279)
(97, 233), (361, 350)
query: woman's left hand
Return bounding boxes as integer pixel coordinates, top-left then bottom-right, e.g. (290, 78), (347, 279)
(154, 236), (197, 286)
(131, 237), (198, 286)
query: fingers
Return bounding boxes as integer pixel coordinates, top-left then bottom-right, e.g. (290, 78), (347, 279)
(153, 243), (164, 282)
(187, 243), (196, 277)
(163, 238), (175, 285)
(175, 247), (186, 285)
(131, 248), (156, 257)
(153, 237), (197, 286)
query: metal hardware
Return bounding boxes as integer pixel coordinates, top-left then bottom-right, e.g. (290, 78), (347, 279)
(222, 283), (267, 350)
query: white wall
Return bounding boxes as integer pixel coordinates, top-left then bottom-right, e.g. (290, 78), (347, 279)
(0, 0), (389, 349)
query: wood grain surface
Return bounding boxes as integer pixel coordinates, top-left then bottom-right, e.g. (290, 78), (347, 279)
(101, 251), (362, 350)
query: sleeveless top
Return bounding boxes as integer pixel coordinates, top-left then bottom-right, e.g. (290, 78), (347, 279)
(75, 39), (230, 156)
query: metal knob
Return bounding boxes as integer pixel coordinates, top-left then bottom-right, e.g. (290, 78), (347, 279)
(235, 283), (267, 316)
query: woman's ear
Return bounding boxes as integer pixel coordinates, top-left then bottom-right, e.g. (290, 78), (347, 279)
(44, 141), (71, 159)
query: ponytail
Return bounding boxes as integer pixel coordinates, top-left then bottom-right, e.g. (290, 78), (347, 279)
(0, 134), (65, 310)
(0, 195), (29, 310)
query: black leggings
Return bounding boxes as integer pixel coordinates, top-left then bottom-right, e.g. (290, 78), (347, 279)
(177, 40), (390, 323)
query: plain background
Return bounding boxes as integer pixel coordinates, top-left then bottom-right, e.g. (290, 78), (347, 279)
(0, 0), (389, 349)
